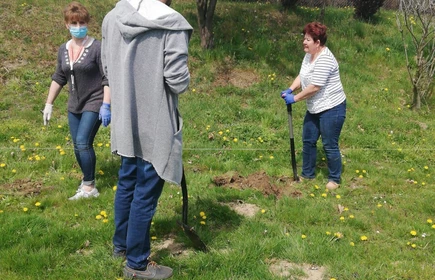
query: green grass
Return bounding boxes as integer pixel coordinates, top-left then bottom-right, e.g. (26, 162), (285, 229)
(1, 1), (435, 279)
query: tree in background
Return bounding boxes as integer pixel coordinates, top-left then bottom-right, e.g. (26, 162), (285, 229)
(396, 0), (435, 109)
(197, 0), (218, 49)
(354, 0), (385, 21)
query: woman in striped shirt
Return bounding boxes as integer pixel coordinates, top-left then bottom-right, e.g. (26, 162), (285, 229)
(281, 22), (346, 190)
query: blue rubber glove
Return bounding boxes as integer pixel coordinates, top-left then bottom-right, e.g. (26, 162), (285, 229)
(99, 102), (111, 127)
(280, 89), (296, 105)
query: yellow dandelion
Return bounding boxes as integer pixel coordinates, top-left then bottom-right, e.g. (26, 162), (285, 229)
(344, 207), (349, 211)
(74, 213), (79, 217)
(100, 211), (107, 217)
(386, 47), (390, 51)
(301, 234), (307, 239)
(97, 143), (103, 147)
(427, 219), (433, 224)
(349, 214), (355, 219)
(334, 232), (343, 238)
(0, 163), (6, 168)
(12, 169), (16, 173)
(261, 209), (266, 214)
(192, 89), (196, 93)
(151, 236), (157, 240)
(321, 193), (327, 198)
(431, 225), (435, 229)
(309, 193), (315, 197)
(35, 202), (41, 207)
(103, 219), (109, 223)
(424, 166), (429, 170)
(377, 203), (383, 208)
(233, 138), (238, 143)
(339, 216), (345, 221)
(0, 210), (3, 214)
(269, 155), (274, 159)
(96, 215), (103, 220)
(350, 242), (355, 246)
(113, 185), (117, 191)
(336, 195), (341, 199)
(98, 170), (104, 175)
(23, 207), (28, 212)
(326, 231), (331, 235)
(60, 151), (66, 155)
(411, 244), (417, 248)
(34, 142), (39, 147)
(200, 221), (206, 225)
(355, 170), (360, 173)
(218, 131), (223, 135)
(314, 185), (319, 189)
(410, 230), (417, 236)
(199, 211), (205, 217)
(360, 235), (368, 241)
(57, 125), (62, 128)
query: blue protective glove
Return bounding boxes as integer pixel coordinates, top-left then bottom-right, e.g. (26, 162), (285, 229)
(99, 102), (111, 127)
(280, 88), (296, 105)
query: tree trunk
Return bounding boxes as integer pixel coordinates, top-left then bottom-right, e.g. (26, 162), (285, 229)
(412, 85), (421, 109)
(196, 0), (218, 49)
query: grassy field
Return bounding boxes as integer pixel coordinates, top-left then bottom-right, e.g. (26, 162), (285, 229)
(1, 0), (435, 279)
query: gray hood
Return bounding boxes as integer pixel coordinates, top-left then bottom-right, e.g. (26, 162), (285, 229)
(115, 0), (193, 40)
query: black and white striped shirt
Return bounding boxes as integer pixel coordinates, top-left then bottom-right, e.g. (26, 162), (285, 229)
(299, 47), (346, 114)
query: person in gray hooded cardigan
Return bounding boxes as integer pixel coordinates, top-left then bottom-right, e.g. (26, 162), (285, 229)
(101, 0), (192, 278)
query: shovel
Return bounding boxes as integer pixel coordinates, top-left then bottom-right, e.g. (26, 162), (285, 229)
(287, 104), (300, 182)
(178, 168), (208, 252)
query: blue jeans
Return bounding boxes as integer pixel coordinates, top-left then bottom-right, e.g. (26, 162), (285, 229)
(68, 111), (101, 185)
(301, 101), (346, 184)
(113, 157), (165, 270)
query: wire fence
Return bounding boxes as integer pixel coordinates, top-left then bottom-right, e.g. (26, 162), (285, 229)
(297, 0), (400, 9)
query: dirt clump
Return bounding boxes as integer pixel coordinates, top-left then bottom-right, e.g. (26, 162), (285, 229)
(212, 171), (302, 198)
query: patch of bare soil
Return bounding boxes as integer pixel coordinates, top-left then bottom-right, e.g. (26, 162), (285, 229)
(0, 178), (51, 197)
(152, 236), (192, 257)
(212, 171), (302, 199)
(214, 68), (260, 89)
(223, 200), (261, 218)
(268, 259), (326, 280)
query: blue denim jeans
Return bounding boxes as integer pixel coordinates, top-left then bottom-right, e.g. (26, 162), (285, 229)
(113, 157), (165, 270)
(301, 101), (346, 184)
(68, 111), (101, 185)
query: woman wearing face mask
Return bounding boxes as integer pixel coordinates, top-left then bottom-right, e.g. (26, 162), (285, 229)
(43, 2), (111, 200)
(280, 22), (346, 191)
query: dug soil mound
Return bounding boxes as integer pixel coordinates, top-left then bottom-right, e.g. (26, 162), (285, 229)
(212, 171), (302, 198)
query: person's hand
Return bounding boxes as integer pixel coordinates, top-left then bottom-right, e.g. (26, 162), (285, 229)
(99, 102), (111, 127)
(281, 88), (293, 97)
(280, 89), (296, 105)
(43, 103), (53, 126)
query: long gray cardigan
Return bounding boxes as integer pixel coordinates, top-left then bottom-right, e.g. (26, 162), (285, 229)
(101, 0), (193, 184)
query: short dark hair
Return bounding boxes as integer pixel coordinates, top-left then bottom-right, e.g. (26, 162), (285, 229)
(303, 22), (327, 46)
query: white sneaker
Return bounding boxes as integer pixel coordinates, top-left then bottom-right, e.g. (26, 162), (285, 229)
(68, 187), (100, 200)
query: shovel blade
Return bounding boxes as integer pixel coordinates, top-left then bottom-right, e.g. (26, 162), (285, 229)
(178, 221), (208, 252)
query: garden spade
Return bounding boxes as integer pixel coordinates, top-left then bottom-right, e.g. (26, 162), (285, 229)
(178, 168), (208, 252)
(287, 104), (300, 182)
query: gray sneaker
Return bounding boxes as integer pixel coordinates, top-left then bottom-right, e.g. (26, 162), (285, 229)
(68, 187), (99, 200)
(123, 262), (173, 279)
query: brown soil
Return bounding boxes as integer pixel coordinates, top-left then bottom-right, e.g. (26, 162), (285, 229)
(0, 178), (51, 197)
(212, 171), (302, 199)
(268, 259), (326, 280)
